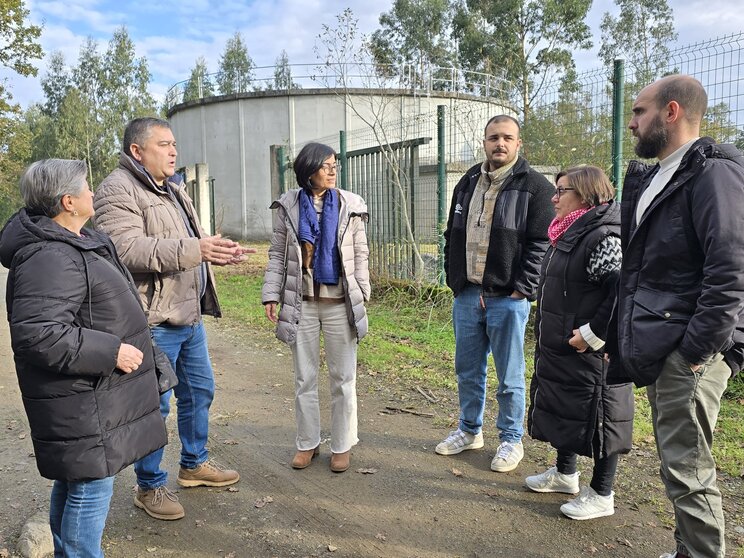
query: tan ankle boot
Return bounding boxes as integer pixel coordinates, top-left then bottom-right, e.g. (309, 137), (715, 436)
(292, 446), (319, 469)
(330, 451), (350, 473)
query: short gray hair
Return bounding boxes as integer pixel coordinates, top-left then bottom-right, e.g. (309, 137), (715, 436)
(123, 117), (171, 156)
(20, 159), (88, 218)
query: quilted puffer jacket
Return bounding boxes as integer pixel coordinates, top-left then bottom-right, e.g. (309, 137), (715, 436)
(262, 189), (370, 345)
(94, 153), (220, 326)
(0, 209), (167, 481)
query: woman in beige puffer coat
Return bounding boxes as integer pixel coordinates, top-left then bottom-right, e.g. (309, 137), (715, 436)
(262, 143), (370, 473)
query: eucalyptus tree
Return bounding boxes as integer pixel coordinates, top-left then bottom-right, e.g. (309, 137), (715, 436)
(452, 0), (593, 125)
(184, 56), (214, 102)
(216, 32), (255, 94)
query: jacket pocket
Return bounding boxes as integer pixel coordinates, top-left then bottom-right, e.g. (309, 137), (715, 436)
(630, 287), (695, 366)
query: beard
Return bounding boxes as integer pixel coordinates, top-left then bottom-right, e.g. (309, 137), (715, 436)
(634, 115), (668, 159)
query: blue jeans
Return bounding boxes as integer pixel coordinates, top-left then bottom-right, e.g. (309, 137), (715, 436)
(135, 321), (215, 490)
(49, 476), (114, 558)
(453, 285), (530, 442)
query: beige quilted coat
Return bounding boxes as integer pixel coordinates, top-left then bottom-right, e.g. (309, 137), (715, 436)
(93, 154), (220, 326)
(262, 189), (370, 345)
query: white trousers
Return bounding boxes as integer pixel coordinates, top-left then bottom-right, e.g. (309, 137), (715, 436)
(292, 300), (359, 454)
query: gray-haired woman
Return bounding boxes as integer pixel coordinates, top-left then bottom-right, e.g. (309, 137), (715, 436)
(262, 142), (370, 473)
(0, 159), (166, 557)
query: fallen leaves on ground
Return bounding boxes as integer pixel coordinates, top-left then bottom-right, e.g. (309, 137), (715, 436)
(375, 533), (387, 541)
(451, 468), (463, 477)
(255, 496), (274, 508)
(356, 468), (378, 474)
(227, 486), (239, 492)
(328, 544), (338, 552)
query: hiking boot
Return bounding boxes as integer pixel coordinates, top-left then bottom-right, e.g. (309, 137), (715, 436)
(525, 466), (579, 494)
(134, 486), (185, 520)
(435, 429), (484, 455)
(330, 451), (350, 473)
(177, 459), (240, 488)
(560, 486), (614, 520)
(490, 440), (524, 472)
(292, 446), (320, 469)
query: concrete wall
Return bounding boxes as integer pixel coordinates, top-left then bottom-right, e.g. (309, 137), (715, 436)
(168, 89), (512, 240)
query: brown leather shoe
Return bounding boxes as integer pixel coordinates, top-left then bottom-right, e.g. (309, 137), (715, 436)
(134, 486), (185, 520)
(292, 446), (319, 469)
(177, 459), (240, 488)
(330, 451), (350, 473)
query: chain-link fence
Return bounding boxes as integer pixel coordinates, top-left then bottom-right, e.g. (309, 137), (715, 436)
(276, 33), (744, 285)
(525, 33), (744, 179)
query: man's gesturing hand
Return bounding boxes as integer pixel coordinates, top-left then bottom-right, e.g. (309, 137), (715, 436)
(200, 234), (255, 266)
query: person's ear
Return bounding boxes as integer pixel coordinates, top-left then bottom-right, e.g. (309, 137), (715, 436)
(60, 194), (74, 212)
(129, 143), (143, 162)
(666, 100), (682, 124)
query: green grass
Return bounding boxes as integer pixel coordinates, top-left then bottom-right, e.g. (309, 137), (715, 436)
(215, 246), (744, 477)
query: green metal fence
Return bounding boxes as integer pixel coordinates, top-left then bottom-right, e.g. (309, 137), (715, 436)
(277, 32), (744, 285)
(525, 33), (744, 183)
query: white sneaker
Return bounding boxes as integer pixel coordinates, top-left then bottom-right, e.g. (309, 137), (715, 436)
(490, 440), (524, 472)
(658, 553), (680, 558)
(560, 486), (614, 520)
(525, 466), (579, 494)
(434, 429), (484, 455)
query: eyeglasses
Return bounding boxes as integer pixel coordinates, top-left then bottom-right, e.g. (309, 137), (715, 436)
(320, 163), (341, 173)
(554, 187), (575, 198)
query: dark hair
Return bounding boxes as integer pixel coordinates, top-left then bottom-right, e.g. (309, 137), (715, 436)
(123, 117), (171, 156)
(555, 165), (615, 206)
(484, 114), (521, 136)
(293, 142), (337, 190)
(655, 74), (708, 122)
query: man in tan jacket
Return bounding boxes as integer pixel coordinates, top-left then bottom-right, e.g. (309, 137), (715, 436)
(94, 117), (252, 521)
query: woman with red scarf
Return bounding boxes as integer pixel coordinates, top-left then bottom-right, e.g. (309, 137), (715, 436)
(526, 166), (633, 520)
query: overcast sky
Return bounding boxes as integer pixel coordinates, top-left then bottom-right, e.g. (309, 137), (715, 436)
(4, 0), (744, 109)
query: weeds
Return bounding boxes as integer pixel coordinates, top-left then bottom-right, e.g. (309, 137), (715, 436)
(216, 244), (744, 477)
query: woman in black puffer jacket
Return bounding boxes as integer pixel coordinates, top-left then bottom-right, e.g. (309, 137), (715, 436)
(0, 159), (167, 558)
(526, 166), (633, 521)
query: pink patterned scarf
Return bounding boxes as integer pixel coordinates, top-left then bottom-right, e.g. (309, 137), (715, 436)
(548, 207), (592, 246)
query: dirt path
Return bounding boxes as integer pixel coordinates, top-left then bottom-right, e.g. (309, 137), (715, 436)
(0, 267), (742, 557)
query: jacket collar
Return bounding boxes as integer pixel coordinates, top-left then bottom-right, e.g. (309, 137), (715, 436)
(467, 156), (529, 190)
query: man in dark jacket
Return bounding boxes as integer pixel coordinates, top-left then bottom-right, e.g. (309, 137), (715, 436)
(435, 115), (554, 473)
(609, 74), (744, 558)
(94, 118), (253, 521)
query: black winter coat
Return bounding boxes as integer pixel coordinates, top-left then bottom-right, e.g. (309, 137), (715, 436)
(0, 209), (167, 481)
(529, 202), (633, 458)
(607, 138), (744, 387)
(444, 158), (555, 300)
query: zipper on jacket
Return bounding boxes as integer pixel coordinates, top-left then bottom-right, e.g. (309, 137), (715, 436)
(529, 247), (556, 433)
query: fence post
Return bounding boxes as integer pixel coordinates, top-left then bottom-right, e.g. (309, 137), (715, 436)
(270, 145), (287, 200)
(437, 105), (446, 287)
(612, 58), (625, 200)
(339, 130), (347, 190)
